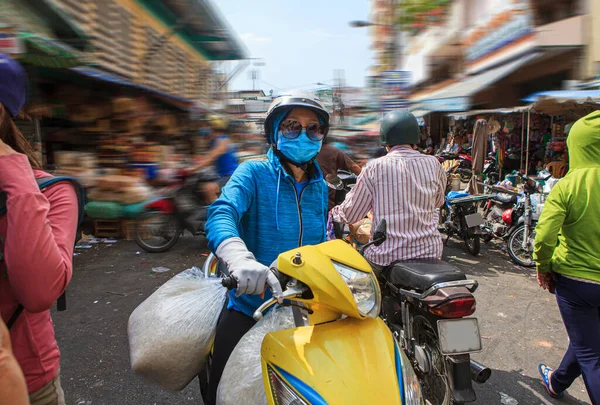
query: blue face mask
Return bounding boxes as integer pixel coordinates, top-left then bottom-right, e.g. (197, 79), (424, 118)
(277, 129), (322, 164)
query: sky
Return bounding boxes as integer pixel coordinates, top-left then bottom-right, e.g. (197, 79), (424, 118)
(212, 0), (373, 93)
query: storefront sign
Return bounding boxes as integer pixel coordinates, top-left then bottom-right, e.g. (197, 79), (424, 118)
(0, 28), (24, 55)
(381, 70), (411, 111)
(467, 12), (532, 62)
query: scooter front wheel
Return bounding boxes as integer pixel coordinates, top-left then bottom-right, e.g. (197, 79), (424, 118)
(134, 211), (182, 253)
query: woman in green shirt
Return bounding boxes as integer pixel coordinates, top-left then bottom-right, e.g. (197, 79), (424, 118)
(534, 111), (600, 404)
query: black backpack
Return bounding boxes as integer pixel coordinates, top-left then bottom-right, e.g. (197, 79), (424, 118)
(1, 176), (85, 330)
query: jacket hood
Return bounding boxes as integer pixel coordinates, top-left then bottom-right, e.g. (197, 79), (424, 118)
(567, 110), (600, 171)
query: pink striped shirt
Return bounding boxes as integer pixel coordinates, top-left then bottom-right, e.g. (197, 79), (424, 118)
(331, 146), (446, 266)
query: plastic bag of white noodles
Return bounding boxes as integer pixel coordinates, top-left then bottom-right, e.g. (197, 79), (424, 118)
(128, 267), (227, 391)
(217, 307), (295, 405)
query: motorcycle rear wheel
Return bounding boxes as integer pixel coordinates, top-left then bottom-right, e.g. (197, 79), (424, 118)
(464, 232), (480, 256)
(134, 211), (182, 253)
(413, 316), (453, 405)
(507, 224), (536, 267)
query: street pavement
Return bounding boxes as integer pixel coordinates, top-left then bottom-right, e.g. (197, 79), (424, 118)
(54, 234), (590, 405)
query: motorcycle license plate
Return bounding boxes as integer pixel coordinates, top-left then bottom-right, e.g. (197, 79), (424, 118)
(437, 318), (482, 355)
(465, 213), (484, 228)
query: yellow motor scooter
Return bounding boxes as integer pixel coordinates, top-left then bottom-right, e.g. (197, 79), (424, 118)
(218, 222), (424, 405)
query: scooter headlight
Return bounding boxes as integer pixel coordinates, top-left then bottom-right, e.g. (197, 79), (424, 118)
(332, 261), (381, 318)
(398, 345), (424, 405)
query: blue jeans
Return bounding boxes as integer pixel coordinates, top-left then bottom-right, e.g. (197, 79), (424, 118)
(551, 274), (600, 404)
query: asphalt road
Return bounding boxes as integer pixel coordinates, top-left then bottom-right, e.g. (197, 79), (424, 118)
(53, 234), (590, 405)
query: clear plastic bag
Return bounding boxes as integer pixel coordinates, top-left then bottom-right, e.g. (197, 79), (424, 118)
(128, 267), (227, 391)
(217, 307), (295, 405)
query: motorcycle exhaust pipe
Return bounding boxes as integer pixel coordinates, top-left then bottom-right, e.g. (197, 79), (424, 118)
(470, 360), (491, 383)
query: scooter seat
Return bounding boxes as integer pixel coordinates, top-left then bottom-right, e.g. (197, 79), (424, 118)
(384, 259), (466, 292)
(492, 193), (517, 205)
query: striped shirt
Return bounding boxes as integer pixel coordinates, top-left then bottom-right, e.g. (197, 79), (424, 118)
(331, 146), (446, 266)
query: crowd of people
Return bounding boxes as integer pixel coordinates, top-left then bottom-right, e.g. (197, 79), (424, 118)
(1, 53), (599, 405)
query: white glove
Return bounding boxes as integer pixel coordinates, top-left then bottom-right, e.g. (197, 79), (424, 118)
(216, 237), (283, 299)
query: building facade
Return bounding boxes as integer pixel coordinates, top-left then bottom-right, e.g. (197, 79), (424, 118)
(395, 0), (598, 111)
(51, 0), (245, 105)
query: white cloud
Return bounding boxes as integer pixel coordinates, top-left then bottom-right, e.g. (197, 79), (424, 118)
(240, 32), (272, 44)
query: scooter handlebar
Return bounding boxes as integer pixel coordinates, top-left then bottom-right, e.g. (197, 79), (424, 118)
(221, 268), (289, 291)
(221, 275), (238, 290)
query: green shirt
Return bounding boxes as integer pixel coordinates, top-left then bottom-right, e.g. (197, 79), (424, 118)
(534, 111), (600, 282)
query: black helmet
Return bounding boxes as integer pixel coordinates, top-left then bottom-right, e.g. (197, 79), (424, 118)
(380, 110), (420, 146)
(264, 92), (330, 144)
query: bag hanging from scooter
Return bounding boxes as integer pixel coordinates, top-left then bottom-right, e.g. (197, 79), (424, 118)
(217, 307), (294, 405)
(128, 267), (226, 391)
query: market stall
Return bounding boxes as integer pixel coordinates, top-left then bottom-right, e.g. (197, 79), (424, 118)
(524, 90), (600, 178)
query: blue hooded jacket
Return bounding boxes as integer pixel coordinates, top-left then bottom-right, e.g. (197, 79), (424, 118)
(206, 148), (328, 317)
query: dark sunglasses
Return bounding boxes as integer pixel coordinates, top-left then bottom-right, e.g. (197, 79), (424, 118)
(279, 119), (329, 141)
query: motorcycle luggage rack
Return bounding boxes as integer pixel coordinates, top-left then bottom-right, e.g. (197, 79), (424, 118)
(389, 279), (479, 300)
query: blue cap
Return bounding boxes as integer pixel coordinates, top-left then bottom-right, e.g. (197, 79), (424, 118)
(0, 53), (28, 117)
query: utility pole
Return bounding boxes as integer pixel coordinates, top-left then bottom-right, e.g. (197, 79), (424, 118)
(248, 69), (260, 90)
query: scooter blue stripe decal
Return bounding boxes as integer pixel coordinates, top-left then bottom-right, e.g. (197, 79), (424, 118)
(395, 343), (405, 403)
(274, 365), (328, 405)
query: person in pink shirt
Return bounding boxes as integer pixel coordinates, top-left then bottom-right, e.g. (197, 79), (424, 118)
(331, 110), (446, 267)
(0, 54), (78, 405)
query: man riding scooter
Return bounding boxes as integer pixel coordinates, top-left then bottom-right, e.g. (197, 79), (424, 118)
(203, 92), (330, 405)
(331, 109), (446, 267)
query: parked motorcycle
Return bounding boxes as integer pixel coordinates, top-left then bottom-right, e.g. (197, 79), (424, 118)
(439, 193), (493, 256)
(365, 220), (491, 405)
(134, 170), (216, 253)
(480, 173), (549, 267)
(209, 236), (425, 404)
(437, 152), (473, 182)
(481, 153), (500, 185)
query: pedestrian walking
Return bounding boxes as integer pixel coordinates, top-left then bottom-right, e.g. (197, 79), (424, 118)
(0, 54), (79, 405)
(534, 111), (600, 404)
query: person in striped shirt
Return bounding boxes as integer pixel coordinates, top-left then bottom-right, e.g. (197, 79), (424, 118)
(331, 110), (446, 267)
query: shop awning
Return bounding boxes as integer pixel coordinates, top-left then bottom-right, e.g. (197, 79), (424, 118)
(18, 32), (86, 68)
(447, 106), (530, 120)
(72, 67), (194, 111)
(523, 90), (600, 103)
(412, 53), (540, 112)
(523, 90), (600, 119)
(411, 109), (431, 118)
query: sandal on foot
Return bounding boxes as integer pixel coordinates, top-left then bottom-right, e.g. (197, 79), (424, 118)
(538, 364), (564, 399)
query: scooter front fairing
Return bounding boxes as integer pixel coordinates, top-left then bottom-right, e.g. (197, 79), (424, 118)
(261, 316), (411, 405)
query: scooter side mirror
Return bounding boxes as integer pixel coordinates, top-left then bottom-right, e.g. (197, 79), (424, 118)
(326, 174), (345, 190)
(372, 219), (387, 246)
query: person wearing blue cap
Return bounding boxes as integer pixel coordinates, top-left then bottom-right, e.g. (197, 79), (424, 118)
(0, 54), (79, 405)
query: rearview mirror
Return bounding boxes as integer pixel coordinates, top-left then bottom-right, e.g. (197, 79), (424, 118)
(373, 219), (387, 246)
(325, 174), (344, 190)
